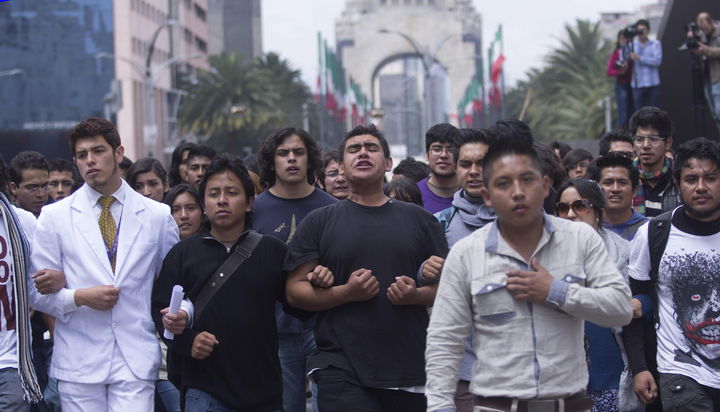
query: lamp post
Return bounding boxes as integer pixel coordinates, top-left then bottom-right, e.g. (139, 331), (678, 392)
(96, 20), (201, 157)
(377, 29), (454, 134)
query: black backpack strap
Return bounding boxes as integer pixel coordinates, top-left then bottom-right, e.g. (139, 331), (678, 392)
(647, 211), (673, 282)
(194, 231), (263, 322)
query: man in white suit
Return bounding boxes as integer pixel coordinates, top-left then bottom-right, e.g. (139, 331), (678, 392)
(28, 118), (180, 411)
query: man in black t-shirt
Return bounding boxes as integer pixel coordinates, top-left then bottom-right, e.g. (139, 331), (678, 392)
(286, 125), (448, 412)
(253, 127), (336, 412)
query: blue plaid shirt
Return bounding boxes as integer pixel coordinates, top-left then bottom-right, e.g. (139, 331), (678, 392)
(632, 39), (662, 88)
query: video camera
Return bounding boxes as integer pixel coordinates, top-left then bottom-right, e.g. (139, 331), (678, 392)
(621, 24), (643, 39)
(679, 21), (702, 51)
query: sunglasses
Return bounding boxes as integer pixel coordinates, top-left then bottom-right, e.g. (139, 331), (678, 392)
(555, 199), (593, 217)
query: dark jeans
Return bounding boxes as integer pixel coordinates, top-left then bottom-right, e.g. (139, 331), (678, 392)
(314, 367), (426, 412)
(615, 82), (635, 129)
(633, 85), (661, 110)
(659, 373), (720, 411)
(185, 388), (282, 412)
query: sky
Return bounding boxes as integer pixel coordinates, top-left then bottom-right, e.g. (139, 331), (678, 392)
(262, 0), (655, 90)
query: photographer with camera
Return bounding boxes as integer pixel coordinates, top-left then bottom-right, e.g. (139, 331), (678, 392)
(608, 30), (635, 128)
(630, 19), (663, 109)
(690, 12), (720, 128)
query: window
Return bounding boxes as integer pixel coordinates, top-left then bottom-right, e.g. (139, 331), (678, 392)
(195, 36), (207, 53)
(184, 0), (191, 9)
(184, 28), (193, 43)
(194, 3), (206, 21)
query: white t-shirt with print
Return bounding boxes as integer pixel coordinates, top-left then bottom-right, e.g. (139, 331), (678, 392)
(630, 216), (720, 389)
(0, 207), (36, 369)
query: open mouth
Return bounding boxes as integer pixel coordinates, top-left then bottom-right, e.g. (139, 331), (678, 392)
(355, 161), (372, 169)
(287, 167), (300, 174)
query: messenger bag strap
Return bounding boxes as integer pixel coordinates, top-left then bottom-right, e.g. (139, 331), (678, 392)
(194, 231), (263, 323)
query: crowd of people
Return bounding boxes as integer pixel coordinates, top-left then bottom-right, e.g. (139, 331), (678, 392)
(0, 102), (717, 412)
(608, 12), (720, 131)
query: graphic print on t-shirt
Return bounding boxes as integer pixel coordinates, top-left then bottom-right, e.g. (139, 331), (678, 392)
(0, 234), (15, 332)
(273, 214), (297, 244)
(662, 250), (720, 371)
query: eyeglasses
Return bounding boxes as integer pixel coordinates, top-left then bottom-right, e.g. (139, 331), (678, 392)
(429, 145), (453, 155)
(609, 150), (635, 159)
(21, 183), (50, 193)
(633, 135), (665, 145)
(325, 170), (340, 178)
(555, 199), (593, 217)
(573, 161), (591, 169)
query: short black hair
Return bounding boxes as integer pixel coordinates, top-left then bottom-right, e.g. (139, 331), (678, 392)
(126, 157), (168, 189)
(489, 119), (534, 146)
(163, 183), (204, 214)
(258, 127), (321, 188)
(339, 124), (390, 159)
(636, 19), (650, 31)
(589, 153), (640, 189)
(199, 155), (255, 228)
(393, 158), (430, 183)
(49, 158), (81, 191)
(482, 136), (544, 185)
(629, 106), (674, 138)
(119, 156), (133, 172)
(70, 117), (121, 155)
(385, 177), (423, 207)
(556, 178), (607, 224)
(9, 151), (50, 184)
(550, 141), (572, 160)
(452, 128), (495, 162)
(425, 123), (460, 152)
(598, 130), (634, 156)
(187, 145), (217, 165)
(169, 142), (198, 187)
(534, 142), (567, 187)
(49, 158), (74, 174)
(318, 150), (341, 186)
(673, 137), (720, 183)
(562, 148), (594, 171)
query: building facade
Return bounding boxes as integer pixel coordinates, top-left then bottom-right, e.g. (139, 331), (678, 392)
(0, 0), (209, 162)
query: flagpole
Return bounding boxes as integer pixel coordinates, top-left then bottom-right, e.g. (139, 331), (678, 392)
(499, 25), (506, 119)
(317, 32), (326, 150)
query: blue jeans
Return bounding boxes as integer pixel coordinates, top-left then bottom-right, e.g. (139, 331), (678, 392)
(633, 85), (661, 110)
(185, 388), (280, 412)
(278, 327), (318, 412)
(0, 367), (30, 412)
(704, 81), (720, 131)
(156, 379), (180, 412)
(615, 82), (635, 129)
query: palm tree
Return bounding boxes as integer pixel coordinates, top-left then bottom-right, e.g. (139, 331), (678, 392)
(506, 19), (613, 141)
(178, 52), (313, 154)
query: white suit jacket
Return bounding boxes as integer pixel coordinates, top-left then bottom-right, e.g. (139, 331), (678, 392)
(29, 181), (179, 383)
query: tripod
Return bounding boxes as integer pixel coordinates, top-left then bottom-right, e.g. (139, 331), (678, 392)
(689, 53), (708, 137)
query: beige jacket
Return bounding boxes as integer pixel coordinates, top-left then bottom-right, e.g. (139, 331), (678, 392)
(425, 215), (633, 412)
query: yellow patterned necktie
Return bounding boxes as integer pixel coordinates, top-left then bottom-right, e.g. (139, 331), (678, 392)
(98, 196), (117, 271)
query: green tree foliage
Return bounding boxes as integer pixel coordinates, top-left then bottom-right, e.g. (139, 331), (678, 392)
(505, 19), (614, 141)
(178, 52), (313, 155)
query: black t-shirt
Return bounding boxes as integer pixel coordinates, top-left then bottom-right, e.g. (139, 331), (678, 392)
(152, 230), (298, 411)
(286, 199), (448, 388)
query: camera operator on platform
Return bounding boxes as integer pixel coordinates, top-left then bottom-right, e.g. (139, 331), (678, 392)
(691, 12), (720, 128)
(630, 19), (663, 109)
